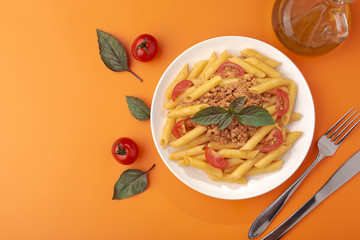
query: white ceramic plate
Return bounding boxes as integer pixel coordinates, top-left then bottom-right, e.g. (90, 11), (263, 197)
(151, 36), (315, 200)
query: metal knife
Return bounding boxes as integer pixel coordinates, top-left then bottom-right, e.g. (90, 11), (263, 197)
(262, 150), (360, 240)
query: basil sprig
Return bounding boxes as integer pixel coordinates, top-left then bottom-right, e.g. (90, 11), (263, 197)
(191, 97), (274, 130)
(97, 29), (143, 82)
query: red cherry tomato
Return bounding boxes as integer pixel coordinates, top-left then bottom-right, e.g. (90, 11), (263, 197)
(131, 34), (158, 62)
(260, 128), (283, 153)
(276, 88), (290, 117)
(172, 80), (194, 101)
(217, 62), (245, 78)
(172, 120), (187, 138)
(204, 147), (229, 169)
(111, 137), (139, 165)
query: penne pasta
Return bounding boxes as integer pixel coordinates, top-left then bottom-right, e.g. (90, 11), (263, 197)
(164, 64), (189, 101)
(240, 49), (281, 68)
(167, 104), (208, 118)
(207, 141), (241, 150)
(184, 156), (223, 178)
(228, 57), (266, 78)
(227, 153), (265, 180)
(255, 131), (302, 168)
(244, 57), (283, 78)
(249, 78), (292, 94)
(169, 145), (205, 160)
(160, 117), (176, 148)
(169, 126), (208, 148)
(245, 160), (283, 176)
(161, 48), (302, 184)
(185, 134), (212, 149)
(240, 125), (276, 150)
(184, 75), (222, 102)
(218, 149), (259, 159)
(188, 60), (208, 80)
(203, 50), (228, 80)
(281, 82), (297, 125)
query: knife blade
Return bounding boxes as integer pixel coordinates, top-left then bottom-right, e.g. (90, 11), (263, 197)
(262, 150), (360, 240)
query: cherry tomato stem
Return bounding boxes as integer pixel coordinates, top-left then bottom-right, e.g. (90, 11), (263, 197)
(131, 34), (158, 62)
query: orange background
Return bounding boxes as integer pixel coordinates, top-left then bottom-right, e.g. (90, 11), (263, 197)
(1, 0), (360, 239)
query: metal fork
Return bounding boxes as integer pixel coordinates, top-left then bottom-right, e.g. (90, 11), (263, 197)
(248, 108), (360, 239)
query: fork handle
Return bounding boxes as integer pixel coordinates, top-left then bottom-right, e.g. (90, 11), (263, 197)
(248, 152), (326, 239)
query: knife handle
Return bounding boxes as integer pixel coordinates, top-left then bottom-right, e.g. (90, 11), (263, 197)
(262, 196), (318, 240)
(248, 153), (325, 239)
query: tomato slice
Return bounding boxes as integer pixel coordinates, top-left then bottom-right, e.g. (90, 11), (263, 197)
(260, 128), (283, 153)
(204, 147), (229, 168)
(172, 80), (194, 101)
(217, 62), (245, 78)
(276, 88), (290, 117)
(172, 120), (187, 138)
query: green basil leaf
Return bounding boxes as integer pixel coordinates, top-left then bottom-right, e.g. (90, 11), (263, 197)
(229, 96), (246, 114)
(191, 106), (228, 125)
(97, 29), (143, 82)
(113, 164), (155, 200)
(97, 29), (129, 72)
(126, 96), (150, 121)
(218, 113), (233, 130)
(236, 106), (275, 126)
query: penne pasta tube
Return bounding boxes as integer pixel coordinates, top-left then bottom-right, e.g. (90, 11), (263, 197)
(185, 134), (212, 149)
(160, 117), (176, 148)
(227, 158), (245, 167)
(207, 172), (247, 184)
(240, 125), (276, 150)
(284, 131), (302, 146)
(199, 52), (217, 80)
(244, 57), (283, 78)
(281, 82), (297, 125)
(164, 64), (189, 101)
(249, 78), (292, 94)
(240, 49), (281, 68)
(192, 153), (206, 161)
(169, 126), (207, 148)
(167, 104), (208, 118)
(254, 145), (289, 168)
(228, 57), (266, 78)
(203, 50), (228, 80)
(266, 105), (277, 115)
(188, 60), (208, 80)
(223, 165), (241, 174)
(289, 112), (301, 123)
(227, 153), (265, 180)
(218, 149), (259, 159)
(169, 145), (205, 160)
(245, 160), (283, 176)
(266, 86), (289, 95)
(184, 156), (223, 177)
(207, 141), (241, 150)
(192, 78), (205, 86)
(219, 78), (241, 87)
(184, 75), (222, 102)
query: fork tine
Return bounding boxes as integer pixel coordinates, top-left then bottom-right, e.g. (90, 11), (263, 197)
(329, 109), (358, 138)
(336, 117), (360, 145)
(326, 107), (355, 136)
(333, 113), (360, 142)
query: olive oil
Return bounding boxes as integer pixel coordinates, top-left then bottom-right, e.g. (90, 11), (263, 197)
(272, 0), (351, 56)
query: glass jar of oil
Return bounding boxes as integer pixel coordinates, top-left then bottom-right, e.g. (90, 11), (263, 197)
(272, 0), (354, 56)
